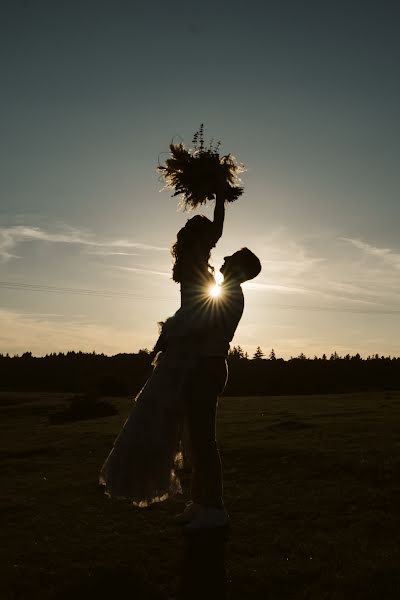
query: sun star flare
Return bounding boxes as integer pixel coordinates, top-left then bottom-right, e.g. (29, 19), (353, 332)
(210, 284), (221, 297)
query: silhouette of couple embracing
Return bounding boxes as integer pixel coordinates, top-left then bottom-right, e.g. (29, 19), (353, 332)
(100, 188), (261, 531)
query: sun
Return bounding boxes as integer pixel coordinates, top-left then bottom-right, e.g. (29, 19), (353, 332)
(210, 284), (221, 297)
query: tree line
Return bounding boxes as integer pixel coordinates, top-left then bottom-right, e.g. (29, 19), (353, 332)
(0, 347), (399, 396)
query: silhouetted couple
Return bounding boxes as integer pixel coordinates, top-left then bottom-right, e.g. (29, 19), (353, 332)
(100, 190), (261, 530)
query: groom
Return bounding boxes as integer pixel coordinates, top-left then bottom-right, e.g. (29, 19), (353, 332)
(173, 247), (262, 530)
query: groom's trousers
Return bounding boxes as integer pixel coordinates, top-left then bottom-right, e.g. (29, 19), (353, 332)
(183, 356), (228, 508)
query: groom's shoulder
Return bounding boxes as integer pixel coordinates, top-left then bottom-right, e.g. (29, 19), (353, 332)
(224, 280), (244, 297)
(221, 281), (244, 312)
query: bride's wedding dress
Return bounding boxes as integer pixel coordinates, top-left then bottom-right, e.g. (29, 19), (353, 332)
(99, 292), (211, 507)
(99, 344), (198, 506)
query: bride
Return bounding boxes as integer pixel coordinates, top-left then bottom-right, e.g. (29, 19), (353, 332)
(99, 192), (225, 507)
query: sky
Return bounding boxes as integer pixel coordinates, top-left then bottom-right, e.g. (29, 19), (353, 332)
(1, 0), (399, 358)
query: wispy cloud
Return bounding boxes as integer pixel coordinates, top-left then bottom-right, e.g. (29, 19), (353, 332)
(245, 279), (386, 307)
(0, 225), (167, 263)
(243, 281), (310, 294)
(340, 237), (400, 269)
(86, 250), (140, 257)
(114, 265), (170, 277)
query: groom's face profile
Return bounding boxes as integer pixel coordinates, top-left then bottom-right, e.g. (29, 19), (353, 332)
(221, 248), (261, 283)
(220, 251), (243, 280)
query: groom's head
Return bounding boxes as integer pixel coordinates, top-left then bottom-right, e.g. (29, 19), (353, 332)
(220, 248), (261, 283)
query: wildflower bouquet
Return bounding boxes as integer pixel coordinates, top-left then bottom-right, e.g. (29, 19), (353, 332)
(158, 124), (244, 209)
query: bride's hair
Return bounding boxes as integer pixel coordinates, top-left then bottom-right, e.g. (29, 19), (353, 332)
(171, 215), (215, 283)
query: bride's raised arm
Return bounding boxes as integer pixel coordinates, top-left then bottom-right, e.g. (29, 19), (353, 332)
(210, 189), (226, 247)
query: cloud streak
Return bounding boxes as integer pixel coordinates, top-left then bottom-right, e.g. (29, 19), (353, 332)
(243, 280), (310, 294)
(86, 250), (140, 257)
(0, 225), (167, 262)
(340, 237), (400, 269)
(114, 265), (170, 277)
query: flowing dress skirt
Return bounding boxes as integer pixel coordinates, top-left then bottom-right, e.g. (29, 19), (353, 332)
(99, 351), (194, 507)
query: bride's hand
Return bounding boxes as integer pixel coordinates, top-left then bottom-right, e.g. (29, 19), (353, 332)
(215, 182), (229, 203)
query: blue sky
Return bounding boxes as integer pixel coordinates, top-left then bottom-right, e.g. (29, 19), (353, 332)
(1, 0), (399, 357)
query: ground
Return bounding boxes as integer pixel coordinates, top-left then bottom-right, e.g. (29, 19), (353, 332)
(1, 390), (399, 599)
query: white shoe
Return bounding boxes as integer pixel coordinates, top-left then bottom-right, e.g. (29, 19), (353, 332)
(184, 506), (230, 531)
(173, 501), (202, 525)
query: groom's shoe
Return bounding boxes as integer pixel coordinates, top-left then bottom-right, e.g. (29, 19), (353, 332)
(173, 501), (202, 525)
(184, 506), (230, 532)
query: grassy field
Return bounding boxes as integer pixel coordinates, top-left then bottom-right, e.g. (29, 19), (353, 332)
(1, 390), (400, 599)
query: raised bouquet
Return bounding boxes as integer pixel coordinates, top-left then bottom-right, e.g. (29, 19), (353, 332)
(157, 124), (244, 209)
